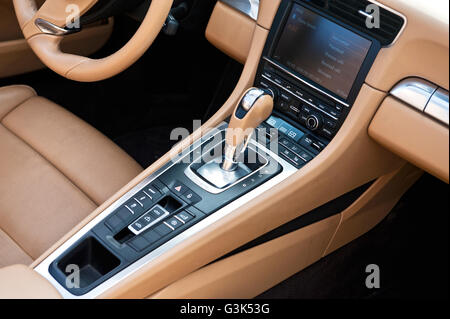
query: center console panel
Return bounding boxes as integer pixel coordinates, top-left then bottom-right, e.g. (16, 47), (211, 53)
(48, 127), (283, 296)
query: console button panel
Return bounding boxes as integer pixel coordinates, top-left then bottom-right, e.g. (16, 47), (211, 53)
(259, 113), (328, 169)
(50, 130), (283, 295)
(128, 205), (170, 235)
(257, 62), (349, 143)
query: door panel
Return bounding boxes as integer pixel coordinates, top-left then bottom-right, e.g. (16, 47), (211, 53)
(0, 0), (33, 42)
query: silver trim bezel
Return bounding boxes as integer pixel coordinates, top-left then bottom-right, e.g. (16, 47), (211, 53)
(390, 78), (437, 111)
(425, 88), (449, 126)
(184, 135), (270, 194)
(390, 78), (449, 127)
(34, 18), (80, 36)
(128, 205), (170, 235)
(220, 0), (260, 20)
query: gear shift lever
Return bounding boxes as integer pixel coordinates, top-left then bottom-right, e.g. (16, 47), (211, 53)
(222, 88), (274, 171)
(188, 88), (274, 192)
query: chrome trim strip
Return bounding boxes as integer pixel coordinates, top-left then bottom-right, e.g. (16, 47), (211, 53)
(358, 10), (373, 20)
(163, 222), (175, 231)
(425, 88), (449, 126)
(34, 123), (298, 299)
(391, 78), (437, 111)
(174, 215), (186, 224)
(128, 205), (170, 235)
(261, 74), (339, 121)
(390, 78), (449, 126)
(35, 18), (80, 36)
(124, 205), (134, 214)
(263, 57), (350, 107)
(220, 0), (259, 20)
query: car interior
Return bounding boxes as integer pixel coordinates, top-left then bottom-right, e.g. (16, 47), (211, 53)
(0, 0), (448, 299)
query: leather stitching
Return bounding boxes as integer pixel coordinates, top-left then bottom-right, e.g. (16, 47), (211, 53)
(0, 226), (34, 263)
(0, 85), (36, 122)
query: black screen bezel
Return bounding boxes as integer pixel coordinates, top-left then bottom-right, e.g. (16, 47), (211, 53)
(263, 0), (381, 106)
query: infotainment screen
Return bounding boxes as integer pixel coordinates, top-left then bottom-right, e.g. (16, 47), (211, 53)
(272, 4), (372, 100)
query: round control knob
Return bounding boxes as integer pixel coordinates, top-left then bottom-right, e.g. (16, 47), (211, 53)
(266, 87), (277, 104)
(266, 87), (276, 100)
(306, 114), (322, 131)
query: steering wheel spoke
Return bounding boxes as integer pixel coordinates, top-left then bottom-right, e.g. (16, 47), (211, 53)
(17, 0), (97, 38)
(13, 0), (173, 82)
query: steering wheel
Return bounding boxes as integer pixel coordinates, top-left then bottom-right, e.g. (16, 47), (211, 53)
(13, 0), (173, 82)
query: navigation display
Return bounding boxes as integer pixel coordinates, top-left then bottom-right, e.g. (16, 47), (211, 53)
(272, 4), (372, 100)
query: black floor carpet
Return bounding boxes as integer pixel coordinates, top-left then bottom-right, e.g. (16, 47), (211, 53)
(257, 173), (449, 299)
(114, 126), (180, 168)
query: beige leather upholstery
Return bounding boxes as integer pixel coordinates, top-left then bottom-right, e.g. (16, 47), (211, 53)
(0, 85), (142, 265)
(369, 97), (449, 183)
(0, 264), (61, 298)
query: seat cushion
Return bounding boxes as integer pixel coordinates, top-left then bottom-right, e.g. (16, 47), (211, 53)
(0, 85), (142, 264)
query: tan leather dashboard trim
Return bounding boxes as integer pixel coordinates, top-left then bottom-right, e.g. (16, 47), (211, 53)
(150, 163), (421, 299)
(205, 0), (282, 64)
(367, 0), (449, 91)
(257, 0), (282, 30)
(205, 2), (256, 64)
(325, 162), (423, 254)
(369, 96), (449, 183)
(150, 214), (341, 299)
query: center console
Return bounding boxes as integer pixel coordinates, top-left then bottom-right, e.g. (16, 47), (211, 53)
(34, 0), (384, 298)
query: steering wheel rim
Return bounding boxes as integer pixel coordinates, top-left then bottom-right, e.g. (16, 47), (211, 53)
(13, 0), (173, 82)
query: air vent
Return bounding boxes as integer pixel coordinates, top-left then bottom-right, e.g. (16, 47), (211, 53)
(304, 0), (405, 46)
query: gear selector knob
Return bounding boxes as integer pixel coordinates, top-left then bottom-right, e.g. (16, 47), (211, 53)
(222, 88), (274, 171)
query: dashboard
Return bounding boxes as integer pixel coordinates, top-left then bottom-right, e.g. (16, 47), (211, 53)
(209, 0), (449, 182)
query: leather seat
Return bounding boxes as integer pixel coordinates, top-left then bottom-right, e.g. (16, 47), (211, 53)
(0, 85), (142, 267)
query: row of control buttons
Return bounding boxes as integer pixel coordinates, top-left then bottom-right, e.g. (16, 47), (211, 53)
(264, 115), (328, 156)
(262, 64), (345, 114)
(266, 116), (305, 142)
(105, 181), (163, 233)
(128, 205), (170, 234)
(259, 69), (343, 140)
(300, 135), (327, 154)
(166, 180), (202, 205)
(279, 138), (313, 168)
(128, 211), (195, 252)
(299, 104), (338, 139)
